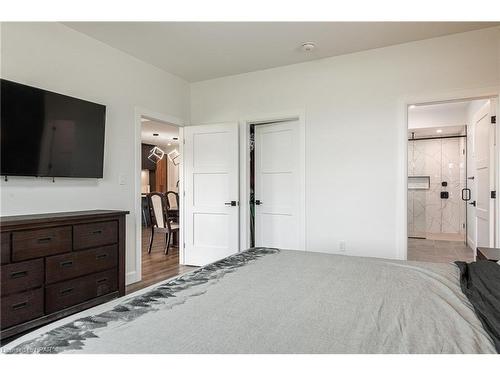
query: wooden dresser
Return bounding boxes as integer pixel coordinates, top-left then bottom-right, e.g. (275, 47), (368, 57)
(1, 210), (128, 340)
(477, 247), (500, 262)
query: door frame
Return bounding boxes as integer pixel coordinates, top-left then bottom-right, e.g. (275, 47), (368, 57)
(131, 107), (185, 285)
(399, 88), (499, 261)
(239, 110), (306, 251)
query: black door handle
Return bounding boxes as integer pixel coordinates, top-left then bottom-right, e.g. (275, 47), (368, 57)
(224, 201), (237, 206)
(461, 188), (471, 201)
(255, 200), (262, 205)
(468, 201), (476, 207)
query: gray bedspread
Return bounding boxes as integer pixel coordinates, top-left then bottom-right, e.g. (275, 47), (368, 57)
(3, 248), (496, 354)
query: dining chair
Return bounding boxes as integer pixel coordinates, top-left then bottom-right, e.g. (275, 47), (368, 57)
(146, 192), (179, 255)
(165, 191), (180, 221)
(165, 191), (179, 208)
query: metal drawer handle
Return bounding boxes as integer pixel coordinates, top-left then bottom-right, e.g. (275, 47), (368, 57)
(60, 287), (74, 296)
(10, 270), (28, 279)
(37, 236), (53, 243)
(60, 260), (73, 268)
(12, 301), (28, 310)
(92, 230), (103, 235)
(96, 253), (108, 260)
(96, 277), (108, 284)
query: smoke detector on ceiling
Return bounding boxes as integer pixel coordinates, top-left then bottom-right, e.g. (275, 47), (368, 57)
(301, 42), (316, 52)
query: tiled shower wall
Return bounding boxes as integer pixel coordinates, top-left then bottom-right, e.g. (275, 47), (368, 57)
(408, 138), (466, 237)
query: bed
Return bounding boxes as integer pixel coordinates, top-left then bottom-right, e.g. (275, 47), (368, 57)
(3, 248), (499, 354)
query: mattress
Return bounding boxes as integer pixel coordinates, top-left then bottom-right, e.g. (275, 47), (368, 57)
(2, 248), (497, 354)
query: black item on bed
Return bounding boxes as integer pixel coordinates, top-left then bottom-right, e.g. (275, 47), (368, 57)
(455, 260), (500, 353)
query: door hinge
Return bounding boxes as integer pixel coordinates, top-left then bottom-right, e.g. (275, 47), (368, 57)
(491, 115), (496, 124)
(491, 191), (497, 199)
(462, 223), (465, 229)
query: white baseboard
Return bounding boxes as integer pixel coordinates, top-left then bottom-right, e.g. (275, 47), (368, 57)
(126, 270), (140, 285)
(467, 235), (476, 256)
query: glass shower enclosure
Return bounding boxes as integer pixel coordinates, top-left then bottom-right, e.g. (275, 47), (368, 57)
(407, 136), (467, 241)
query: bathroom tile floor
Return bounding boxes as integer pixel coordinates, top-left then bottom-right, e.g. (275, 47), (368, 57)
(409, 232), (464, 241)
(407, 238), (474, 263)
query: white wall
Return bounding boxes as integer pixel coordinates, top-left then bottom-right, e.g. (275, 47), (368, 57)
(0, 23), (190, 283)
(408, 102), (468, 129)
(191, 27), (500, 259)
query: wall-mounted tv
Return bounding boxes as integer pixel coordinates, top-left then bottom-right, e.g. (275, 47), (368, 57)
(1, 79), (106, 178)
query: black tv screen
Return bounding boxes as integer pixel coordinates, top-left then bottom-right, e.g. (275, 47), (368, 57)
(1, 79), (106, 178)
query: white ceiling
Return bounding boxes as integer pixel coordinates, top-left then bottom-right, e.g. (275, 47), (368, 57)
(141, 118), (179, 148)
(407, 98), (490, 138)
(408, 101), (469, 130)
(63, 22), (499, 82)
(408, 98), (490, 132)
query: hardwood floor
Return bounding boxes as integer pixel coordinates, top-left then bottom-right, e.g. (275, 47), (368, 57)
(126, 228), (196, 294)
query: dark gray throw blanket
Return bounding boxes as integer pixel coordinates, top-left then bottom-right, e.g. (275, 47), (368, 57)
(455, 260), (500, 353)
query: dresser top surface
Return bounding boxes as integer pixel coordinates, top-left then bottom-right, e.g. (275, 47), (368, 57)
(477, 247), (500, 260)
(0, 210), (129, 227)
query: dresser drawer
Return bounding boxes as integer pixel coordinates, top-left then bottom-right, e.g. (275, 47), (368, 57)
(1, 232), (11, 264)
(1, 259), (44, 296)
(1, 288), (44, 329)
(46, 244), (118, 284)
(12, 226), (72, 261)
(73, 221), (117, 250)
(45, 269), (117, 314)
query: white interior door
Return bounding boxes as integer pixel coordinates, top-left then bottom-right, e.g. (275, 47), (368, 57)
(184, 123), (239, 266)
(472, 102), (494, 248)
(254, 120), (301, 249)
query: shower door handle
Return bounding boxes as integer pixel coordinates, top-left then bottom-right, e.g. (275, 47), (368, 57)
(461, 188), (471, 201)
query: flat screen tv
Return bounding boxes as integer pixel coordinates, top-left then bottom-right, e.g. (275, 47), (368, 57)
(1, 79), (106, 178)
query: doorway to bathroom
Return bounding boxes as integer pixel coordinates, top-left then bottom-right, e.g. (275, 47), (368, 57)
(407, 97), (497, 263)
(407, 125), (467, 242)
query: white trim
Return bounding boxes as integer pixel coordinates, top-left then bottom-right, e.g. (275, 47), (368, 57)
(397, 99), (408, 260)
(239, 110), (306, 251)
(400, 87), (500, 260)
(491, 97), (499, 248)
(132, 107), (186, 285)
(126, 270), (138, 286)
(467, 235), (476, 253)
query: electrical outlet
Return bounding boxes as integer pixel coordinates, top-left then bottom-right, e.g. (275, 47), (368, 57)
(339, 240), (346, 252)
(118, 174), (126, 186)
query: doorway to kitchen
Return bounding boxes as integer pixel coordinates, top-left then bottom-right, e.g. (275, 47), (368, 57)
(128, 116), (194, 293)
